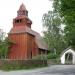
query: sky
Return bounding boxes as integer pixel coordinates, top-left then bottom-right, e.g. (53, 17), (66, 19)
(0, 0), (53, 35)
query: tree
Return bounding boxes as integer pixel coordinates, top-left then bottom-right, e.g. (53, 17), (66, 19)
(0, 38), (12, 58)
(0, 29), (6, 58)
(0, 29), (5, 41)
(53, 0), (75, 47)
(42, 11), (66, 55)
(0, 29), (13, 59)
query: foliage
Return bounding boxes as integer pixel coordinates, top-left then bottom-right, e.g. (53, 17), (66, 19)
(32, 54), (47, 60)
(0, 30), (13, 59)
(42, 11), (67, 55)
(48, 59), (60, 64)
(53, 0), (75, 47)
(0, 38), (14, 59)
(0, 29), (5, 41)
(47, 53), (57, 59)
(32, 53), (57, 60)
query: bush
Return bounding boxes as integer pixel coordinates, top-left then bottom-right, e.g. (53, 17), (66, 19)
(47, 53), (58, 59)
(32, 53), (59, 60)
(48, 59), (60, 64)
(32, 55), (47, 60)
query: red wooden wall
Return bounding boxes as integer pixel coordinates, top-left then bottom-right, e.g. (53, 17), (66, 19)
(8, 33), (39, 59)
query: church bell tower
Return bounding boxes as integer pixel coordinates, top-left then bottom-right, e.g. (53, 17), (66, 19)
(8, 3), (48, 59)
(13, 3), (32, 28)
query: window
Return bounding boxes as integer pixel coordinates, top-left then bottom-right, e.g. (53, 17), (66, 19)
(15, 19), (19, 23)
(15, 19), (22, 23)
(19, 19), (22, 22)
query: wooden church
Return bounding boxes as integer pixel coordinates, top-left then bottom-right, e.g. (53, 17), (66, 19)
(8, 3), (48, 59)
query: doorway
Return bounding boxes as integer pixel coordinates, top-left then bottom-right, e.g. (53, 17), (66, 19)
(65, 53), (73, 64)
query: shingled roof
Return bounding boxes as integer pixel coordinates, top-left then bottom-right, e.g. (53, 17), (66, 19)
(9, 26), (48, 50)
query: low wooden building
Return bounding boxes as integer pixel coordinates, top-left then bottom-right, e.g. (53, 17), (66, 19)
(8, 3), (48, 59)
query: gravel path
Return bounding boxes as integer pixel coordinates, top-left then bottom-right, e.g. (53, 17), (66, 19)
(0, 65), (75, 75)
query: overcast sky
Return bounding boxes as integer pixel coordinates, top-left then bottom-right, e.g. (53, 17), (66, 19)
(0, 0), (53, 35)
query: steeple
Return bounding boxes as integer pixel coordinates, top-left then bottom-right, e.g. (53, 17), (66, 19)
(17, 3), (28, 17)
(13, 3), (32, 28)
(19, 3), (26, 10)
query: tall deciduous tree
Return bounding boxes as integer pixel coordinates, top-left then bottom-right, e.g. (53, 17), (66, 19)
(42, 11), (66, 55)
(53, 0), (75, 47)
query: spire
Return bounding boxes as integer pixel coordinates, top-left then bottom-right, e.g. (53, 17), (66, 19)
(17, 3), (28, 17)
(13, 3), (32, 28)
(19, 3), (26, 11)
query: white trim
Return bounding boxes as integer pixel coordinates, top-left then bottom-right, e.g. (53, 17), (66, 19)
(60, 48), (75, 64)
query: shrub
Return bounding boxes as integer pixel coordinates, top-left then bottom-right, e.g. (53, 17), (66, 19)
(32, 55), (47, 60)
(47, 53), (58, 59)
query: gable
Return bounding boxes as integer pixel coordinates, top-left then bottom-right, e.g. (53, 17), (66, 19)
(60, 47), (75, 57)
